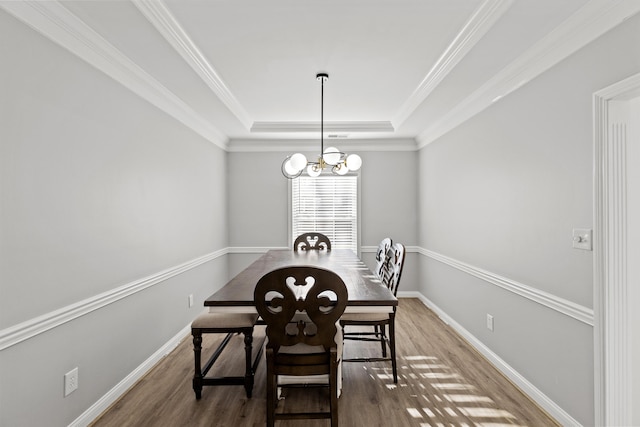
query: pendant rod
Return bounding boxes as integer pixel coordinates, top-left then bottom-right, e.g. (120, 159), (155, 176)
(317, 73), (328, 159)
(320, 75), (324, 157)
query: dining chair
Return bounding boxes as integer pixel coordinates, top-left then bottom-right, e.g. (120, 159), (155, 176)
(293, 232), (332, 251)
(365, 237), (392, 357)
(254, 266), (347, 426)
(374, 237), (392, 278)
(191, 312), (264, 399)
(340, 242), (405, 383)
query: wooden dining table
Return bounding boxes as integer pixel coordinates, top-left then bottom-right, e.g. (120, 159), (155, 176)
(204, 249), (398, 314)
(201, 248), (397, 398)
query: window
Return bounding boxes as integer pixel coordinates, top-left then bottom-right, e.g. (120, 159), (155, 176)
(292, 175), (358, 253)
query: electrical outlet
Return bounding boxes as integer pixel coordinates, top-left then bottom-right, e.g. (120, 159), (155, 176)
(64, 367), (78, 396)
(188, 294), (194, 308)
(486, 314), (494, 332)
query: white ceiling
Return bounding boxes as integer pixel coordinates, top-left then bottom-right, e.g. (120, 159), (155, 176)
(5, 0), (640, 150)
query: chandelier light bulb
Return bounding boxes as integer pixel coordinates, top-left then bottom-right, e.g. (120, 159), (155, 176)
(346, 153), (362, 171)
(334, 164), (349, 175)
(307, 163), (322, 177)
(289, 153), (307, 171)
(323, 146), (341, 166)
(283, 159), (299, 176)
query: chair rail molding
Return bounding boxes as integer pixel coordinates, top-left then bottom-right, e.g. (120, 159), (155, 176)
(0, 249), (227, 351)
(227, 246), (291, 253)
(417, 247), (594, 326)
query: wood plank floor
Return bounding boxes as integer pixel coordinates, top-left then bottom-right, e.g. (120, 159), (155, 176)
(90, 298), (559, 426)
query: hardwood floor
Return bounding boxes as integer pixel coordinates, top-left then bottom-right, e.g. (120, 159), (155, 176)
(90, 298), (559, 426)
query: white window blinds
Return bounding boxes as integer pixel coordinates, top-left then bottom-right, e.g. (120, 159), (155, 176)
(292, 175), (358, 253)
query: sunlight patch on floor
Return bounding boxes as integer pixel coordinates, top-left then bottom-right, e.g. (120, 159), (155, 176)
(376, 373), (394, 380)
(407, 407), (423, 418)
(420, 424), (472, 427)
(392, 354), (523, 425)
(444, 394), (494, 404)
(411, 364), (449, 369)
(473, 424), (527, 427)
(420, 372), (462, 380)
(422, 407), (436, 417)
(443, 407), (458, 417)
(457, 407), (517, 419)
(404, 355), (439, 361)
(430, 382), (476, 391)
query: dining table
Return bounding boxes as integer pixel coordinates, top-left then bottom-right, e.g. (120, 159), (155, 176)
(201, 248), (398, 398)
(204, 248), (398, 314)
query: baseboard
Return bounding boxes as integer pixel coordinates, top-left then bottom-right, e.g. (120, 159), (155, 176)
(407, 293), (581, 426)
(70, 292), (578, 426)
(69, 323), (193, 426)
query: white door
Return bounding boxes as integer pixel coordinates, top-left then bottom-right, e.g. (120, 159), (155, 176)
(594, 74), (640, 426)
(629, 96), (640, 425)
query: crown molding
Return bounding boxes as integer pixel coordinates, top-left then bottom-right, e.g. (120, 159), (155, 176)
(133, 0), (253, 129)
(0, 1), (228, 150)
(417, 0), (640, 148)
(393, 0), (513, 128)
(250, 121), (395, 133)
(226, 137), (418, 153)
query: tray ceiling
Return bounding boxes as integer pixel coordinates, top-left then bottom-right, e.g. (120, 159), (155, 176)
(3, 0), (639, 150)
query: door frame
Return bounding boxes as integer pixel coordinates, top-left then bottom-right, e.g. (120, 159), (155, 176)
(593, 72), (640, 426)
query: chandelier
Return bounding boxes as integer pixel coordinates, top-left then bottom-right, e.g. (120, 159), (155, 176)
(281, 73), (362, 179)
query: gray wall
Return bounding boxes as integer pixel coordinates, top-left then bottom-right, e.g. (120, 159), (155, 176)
(417, 13), (640, 426)
(226, 150), (419, 291)
(0, 10), (228, 426)
(3, 3), (639, 426)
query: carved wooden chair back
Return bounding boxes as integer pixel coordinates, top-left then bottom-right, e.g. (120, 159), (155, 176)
(293, 232), (332, 252)
(374, 237), (392, 279)
(380, 243), (405, 297)
(254, 266), (347, 426)
(255, 266), (347, 353)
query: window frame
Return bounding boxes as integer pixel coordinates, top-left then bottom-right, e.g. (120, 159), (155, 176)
(288, 172), (361, 256)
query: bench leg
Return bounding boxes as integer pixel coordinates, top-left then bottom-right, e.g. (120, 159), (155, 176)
(243, 330), (254, 398)
(192, 331), (203, 399)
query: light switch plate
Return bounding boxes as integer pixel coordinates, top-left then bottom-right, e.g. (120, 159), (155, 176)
(572, 228), (592, 251)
